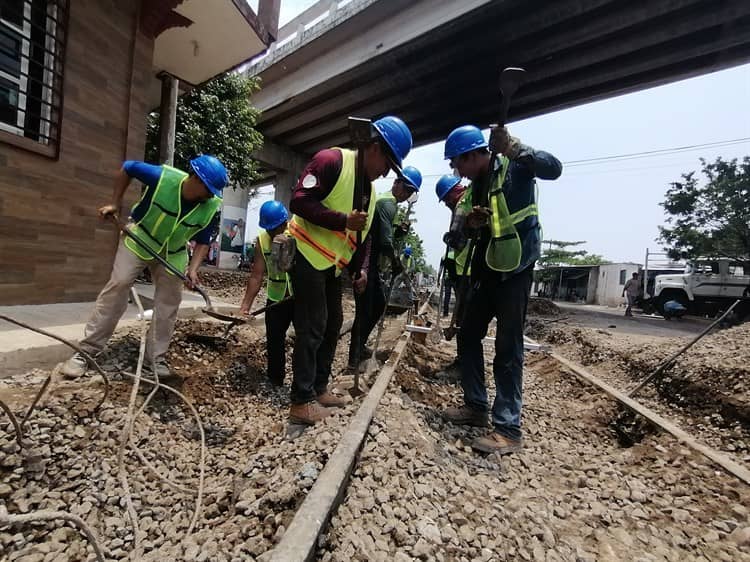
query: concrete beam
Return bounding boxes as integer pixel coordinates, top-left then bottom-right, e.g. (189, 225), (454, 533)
(262, 0), (742, 147)
(250, 0), (493, 113)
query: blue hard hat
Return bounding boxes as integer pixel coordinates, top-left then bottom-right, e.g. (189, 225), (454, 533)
(400, 166), (422, 191)
(190, 155), (228, 197)
(258, 200), (289, 231)
(373, 115), (412, 168)
(435, 174), (461, 201)
(444, 125), (487, 160)
(404, 246), (413, 257)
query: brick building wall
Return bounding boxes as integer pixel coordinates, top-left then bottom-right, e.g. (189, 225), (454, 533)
(0, 0), (154, 305)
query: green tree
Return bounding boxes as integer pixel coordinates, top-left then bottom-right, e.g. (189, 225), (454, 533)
(659, 157), (750, 262)
(146, 73), (263, 190)
(537, 240), (609, 282)
(395, 205), (431, 274)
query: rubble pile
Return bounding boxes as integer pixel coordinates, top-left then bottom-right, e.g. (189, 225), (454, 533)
(198, 269), (250, 304)
(319, 342), (750, 562)
(0, 313), (364, 561)
(527, 297), (561, 317)
(528, 320), (750, 458)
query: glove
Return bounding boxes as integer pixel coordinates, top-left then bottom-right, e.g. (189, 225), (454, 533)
(489, 126), (522, 159)
(443, 230), (467, 252)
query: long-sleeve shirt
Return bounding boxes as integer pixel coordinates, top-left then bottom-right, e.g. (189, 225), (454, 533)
(124, 161), (215, 244)
(472, 144), (563, 281)
(369, 193), (398, 271)
(290, 148), (372, 273)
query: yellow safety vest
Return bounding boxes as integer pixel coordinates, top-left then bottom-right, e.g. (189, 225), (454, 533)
(454, 187), (473, 276)
(125, 166), (222, 274)
(258, 230), (293, 302)
(288, 148), (376, 275)
(485, 156), (538, 272)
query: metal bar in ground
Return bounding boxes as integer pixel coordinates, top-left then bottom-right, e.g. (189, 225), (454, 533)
(267, 333), (411, 562)
(549, 350), (750, 485)
(268, 292), (433, 560)
(482, 335), (550, 352)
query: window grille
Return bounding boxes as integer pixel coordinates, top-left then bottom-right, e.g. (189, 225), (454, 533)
(0, 0), (67, 152)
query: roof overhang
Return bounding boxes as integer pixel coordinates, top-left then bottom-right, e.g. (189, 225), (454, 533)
(152, 0), (274, 87)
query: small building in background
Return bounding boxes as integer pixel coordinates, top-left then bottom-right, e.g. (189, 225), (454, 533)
(534, 263), (642, 307)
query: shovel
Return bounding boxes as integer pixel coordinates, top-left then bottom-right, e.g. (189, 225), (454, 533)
(186, 297), (293, 347)
(108, 214), (247, 326)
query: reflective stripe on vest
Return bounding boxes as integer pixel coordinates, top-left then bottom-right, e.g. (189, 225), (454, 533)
(289, 148), (376, 275)
(485, 156), (539, 272)
(124, 166), (222, 274)
(258, 229), (293, 302)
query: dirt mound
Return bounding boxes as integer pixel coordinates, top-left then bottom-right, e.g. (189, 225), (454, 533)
(531, 318), (750, 455)
(393, 341), (458, 409)
(527, 297), (561, 317)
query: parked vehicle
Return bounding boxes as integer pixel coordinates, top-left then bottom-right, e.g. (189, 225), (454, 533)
(652, 258), (750, 316)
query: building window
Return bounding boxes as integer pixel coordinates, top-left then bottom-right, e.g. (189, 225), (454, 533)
(619, 269), (626, 285)
(0, 0), (66, 152)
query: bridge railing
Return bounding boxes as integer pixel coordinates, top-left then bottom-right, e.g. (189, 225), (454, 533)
(242, 0), (378, 76)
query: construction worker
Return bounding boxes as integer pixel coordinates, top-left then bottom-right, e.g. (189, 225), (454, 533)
(434, 174), (469, 379)
(348, 166), (422, 367)
(287, 116), (413, 425)
(622, 271), (639, 317)
(239, 201), (294, 386)
(60, 155), (228, 380)
(441, 125), (562, 455)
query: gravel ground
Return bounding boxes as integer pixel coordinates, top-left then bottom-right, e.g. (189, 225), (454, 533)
(198, 268), (251, 305)
(319, 340), (750, 562)
(526, 316), (750, 463)
(0, 295), (396, 561)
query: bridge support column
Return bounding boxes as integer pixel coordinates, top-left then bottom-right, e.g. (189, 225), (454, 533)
(252, 139), (308, 209)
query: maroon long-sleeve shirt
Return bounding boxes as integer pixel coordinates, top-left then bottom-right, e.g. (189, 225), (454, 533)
(290, 148), (372, 274)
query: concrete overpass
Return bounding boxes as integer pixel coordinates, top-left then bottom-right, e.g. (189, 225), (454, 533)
(247, 0), (750, 201)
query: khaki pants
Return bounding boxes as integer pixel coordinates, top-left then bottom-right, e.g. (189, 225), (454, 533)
(79, 238), (183, 362)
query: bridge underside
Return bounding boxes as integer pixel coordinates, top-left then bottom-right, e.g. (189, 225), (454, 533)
(255, 0), (750, 157)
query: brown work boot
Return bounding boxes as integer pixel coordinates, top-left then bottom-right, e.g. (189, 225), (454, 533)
(316, 390), (352, 408)
(289, 402), (333, 425)
(442, 406), (488, 427)
(471, 431), (523, 455)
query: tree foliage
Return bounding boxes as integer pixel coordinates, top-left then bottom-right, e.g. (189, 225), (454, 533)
(146, 73), (263, 190)
(659, 157), (750, 262)
(536, 240), (609, 282)
(395, 204), (430, 274)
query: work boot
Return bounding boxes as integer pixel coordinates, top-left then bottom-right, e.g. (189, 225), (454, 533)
(316, 390), (351, 408)
(60, 352), (88, 379)
(471, 431), (523, 455)
(442, 406), (488, 427)
(289, 402), (334, 425)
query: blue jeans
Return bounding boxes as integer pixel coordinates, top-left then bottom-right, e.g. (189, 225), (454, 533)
(457, 267), (533, 441)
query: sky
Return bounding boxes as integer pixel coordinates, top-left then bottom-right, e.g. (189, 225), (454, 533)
(246, 1), (750, 269)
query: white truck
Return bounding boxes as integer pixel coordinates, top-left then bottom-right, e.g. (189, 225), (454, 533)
(653, 258), (750, 316)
